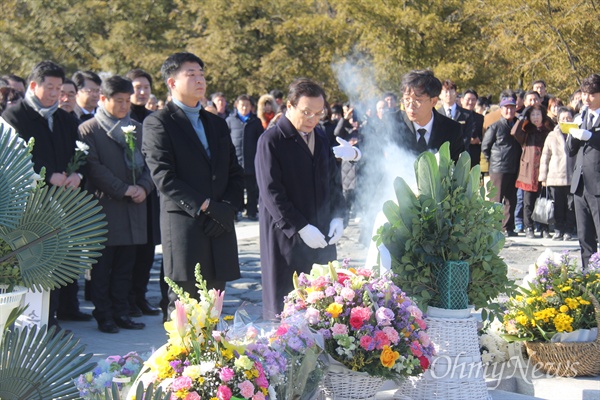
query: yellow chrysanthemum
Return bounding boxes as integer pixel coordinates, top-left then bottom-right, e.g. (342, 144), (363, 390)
(561, 286), (571, 292)
(515, 295), (523, 302)
(554, 313), (574, 333)
(327, 302), (343, 318)
(559, 305), (569, 313)
(526, 297), (535, 305)
(565, 298), (579, 310)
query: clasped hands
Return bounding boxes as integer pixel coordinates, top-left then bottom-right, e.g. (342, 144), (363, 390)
(298, 218), (344, 249)
(125, 185), (147, 203)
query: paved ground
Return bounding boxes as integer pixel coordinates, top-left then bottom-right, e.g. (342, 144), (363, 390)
(60, 218), (600, 400)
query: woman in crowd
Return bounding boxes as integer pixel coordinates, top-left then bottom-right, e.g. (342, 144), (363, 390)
(538, 106), (576, 240)
(257, 94), (276, 129)
(546, 96), (563, 123)
(512, 103), (554, 238)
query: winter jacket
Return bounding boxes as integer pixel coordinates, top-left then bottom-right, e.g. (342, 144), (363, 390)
(539, 125), (572, 186)
(226, 113), (264, 175)
(512, 119), (550, 192)
(481, 117), (521, 174)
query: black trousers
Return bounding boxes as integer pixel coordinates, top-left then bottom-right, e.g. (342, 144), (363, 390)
(549, 186), (576, 234)
(244, 174), (259, 217)
(129, 241), (155, 305)
(523, 188), (549, 232)
(574, 187), (600, 270)
(489, 172), (518, 231)
(91, 245), (137, 322)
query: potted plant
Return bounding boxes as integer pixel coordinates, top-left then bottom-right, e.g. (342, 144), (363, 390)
(501, 249), (600, 376)
(375, 143), (515, 321)
(281, 262), (435, 399)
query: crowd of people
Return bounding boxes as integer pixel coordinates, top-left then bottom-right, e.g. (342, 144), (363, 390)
(1, 57), (599, 333)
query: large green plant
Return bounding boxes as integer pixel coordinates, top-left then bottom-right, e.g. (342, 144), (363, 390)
(375, 143), (516, 322)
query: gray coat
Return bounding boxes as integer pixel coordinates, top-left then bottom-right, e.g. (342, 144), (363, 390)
(79, 119), (154, 246)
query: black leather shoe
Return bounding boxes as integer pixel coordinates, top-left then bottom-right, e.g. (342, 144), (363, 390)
(129, 304), (143, 317)
(98, 321), (120, 334)
(137, 300), (161, 316)
(57, 311), (93, 321)
(114, 316), (145, 330)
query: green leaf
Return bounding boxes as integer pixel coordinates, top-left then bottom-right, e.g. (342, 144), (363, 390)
(416, 152), (442, 203)
(452, 151), (471, 192)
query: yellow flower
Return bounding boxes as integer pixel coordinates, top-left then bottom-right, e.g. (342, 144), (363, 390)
(559, 305), (569, 313)
(235, 355), (254, 370)
(515, 315), (528, 326)
(561, 286), (571, 292)
(554, 313), (574, 333)
(565, 298), (579, 310)
(515, 295), (523, 302)
(327, 302), (343, 318)
(526, 297), (535, 305)
(380, 345), (400, 368)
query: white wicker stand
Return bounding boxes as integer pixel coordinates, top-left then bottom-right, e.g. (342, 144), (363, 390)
(396, 315), (490, 400)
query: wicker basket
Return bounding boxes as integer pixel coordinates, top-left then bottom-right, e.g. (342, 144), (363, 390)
(525, 291), (600, 377)
(321, 369), (385, 400)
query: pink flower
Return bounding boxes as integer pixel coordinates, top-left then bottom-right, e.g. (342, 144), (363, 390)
(382, 326), (400, 344)
(374, 331), (391, 350)
(212, 330), (223, 342)
(340, 287), (355, 301)
(356, 268), (372, 278)
(359, 335), (374, 350)
(415, 318), (426, 330)
(407, 305), (423, 319)
(174, 300), (187, 337)
(254, 362), (269, 388)
(337, 272), (351, 284)
(306, 290), (325, 303)
(238, 380), (255, 398)
(311, 276), (328, 288)
(184, 392), (201, 400)
(217, 385), (232, 400)
(350, 315), (364, 330)
(349, 307), (372, 329)
(172, 376), (193, 391)
(252, 392), (266, 400)
(219, 367), (235, 382)
(418, 331), (431, 347)
(331, 323), (348, 336)
(410, 340), (423, 357)
(375, 307), (394, 326)
(275, 324), (289, 337)
(210, 288), (225, 318)
(305, 307), (320, 324)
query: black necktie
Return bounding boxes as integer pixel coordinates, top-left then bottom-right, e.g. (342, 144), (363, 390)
(587, 112), (594, 130)
(446, 108), (453, 119)
(417, 128), (427, 153)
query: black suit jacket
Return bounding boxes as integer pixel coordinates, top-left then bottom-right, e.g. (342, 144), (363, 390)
(398, 109), (465, 161)
(568, 109), (600, 195)
(2, 101), (80, 183)
(142, 101), (244, 282)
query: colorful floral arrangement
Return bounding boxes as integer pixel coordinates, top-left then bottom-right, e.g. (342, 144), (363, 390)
(502, 250), (600, 342)
(281, 262), (435, 381)
(135, 265), (277, 400)
(75, 351), (145, 399)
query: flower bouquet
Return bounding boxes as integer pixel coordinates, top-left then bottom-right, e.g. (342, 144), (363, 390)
(75, 352), (146, 399)
(134, 265), (276, 399)
(282, 262), (435, 398)
(501, 250), (600, 376)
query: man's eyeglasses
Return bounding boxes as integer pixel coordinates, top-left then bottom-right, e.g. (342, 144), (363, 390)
(80, 88), (100, 94)
(298, 108), (327, 120)
(402, 97), (429, 110)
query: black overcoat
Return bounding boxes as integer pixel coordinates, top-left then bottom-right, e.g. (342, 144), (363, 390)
(255, 115), (345, 319)
(142, 102), (244, 283)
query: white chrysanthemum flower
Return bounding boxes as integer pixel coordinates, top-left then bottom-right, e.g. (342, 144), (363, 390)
(121, 125), (136, 134)
(75, 140), (89, 154)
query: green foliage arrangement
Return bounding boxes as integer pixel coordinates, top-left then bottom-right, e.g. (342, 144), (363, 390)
(375, 143), (516, 322)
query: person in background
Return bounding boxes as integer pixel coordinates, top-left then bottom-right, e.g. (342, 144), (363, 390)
(2, 74), (26, 95)
(0, 87), (23, 115)
(475, 96), (491, 116)
(570, 89), (582, 114)
(515, 89), (525, 115)
(72, 70), (102, 122)
(157, 98), (165, 110)
(58, 78), (78, 116)
(567, 74), (600, 270)
(533, 79), (550, 108)
(524, 90), (541, 107)
(257, 94), (276, 129)
(482, 96), (521, 237)
(146, 94), (159, 111)
(539, 106), (576, 241)
(383, 91), (398, 113)
(546, 96), (563, 123)
(226, 94), (264, 221)
(511, 104), (554, 239)
(269, 89), (284, 107)
(211, 92), (229, 119)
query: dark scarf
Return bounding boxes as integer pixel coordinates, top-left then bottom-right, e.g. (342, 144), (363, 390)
(130, 103), (149, 123)
(95, 105), (145, 178)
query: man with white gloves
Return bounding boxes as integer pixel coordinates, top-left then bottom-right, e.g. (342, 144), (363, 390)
(567, 73), (600, 270)
(255, 78), (347, 319)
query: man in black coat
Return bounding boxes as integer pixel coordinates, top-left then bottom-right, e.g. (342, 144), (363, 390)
(3, 60), (91, 328)
(226, 94), (264, 220)
(395, 70), (465, 162)
(72, 70), (102, 122)
(567, 74), (600, 270)
(142, 52), (244, 311)
(255, 78), (347, 320)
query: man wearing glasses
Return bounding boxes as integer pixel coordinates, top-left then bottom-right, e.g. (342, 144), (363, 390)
(398, 70), (464, 161)
(72, 70), (102, 122)
(255, 78), (351, 320)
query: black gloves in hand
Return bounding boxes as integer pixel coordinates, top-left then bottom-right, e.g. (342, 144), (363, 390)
(205, 201), (236, 233)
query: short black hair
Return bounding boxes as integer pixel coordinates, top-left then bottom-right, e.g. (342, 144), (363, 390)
(532, 79), (547, 88)
(235, 94), (251, 104)
(211, 92), (225, 101)
(62, 78), (78, 92)
(126, 69), (153, 88)
(269, 89), (284, 100)
(556, 106), (573, 117)
(161, 52), (204, 85)
(287, 78), (326, 107)
(2, 74), (26, 87)
(101, 75), (134, 98)
(401, 70), (442, 98)
(382, 91), (397, 100)
(28, 60), (65, 85)
(476, 96), (491, 108)
(72, 70), (102, 89)
(525, 90), (541, 99)
(515, 89), (525, 99)
(463, 88), (478, 98)
(581, 74), (600, 95)
(441, 79), (457, 91)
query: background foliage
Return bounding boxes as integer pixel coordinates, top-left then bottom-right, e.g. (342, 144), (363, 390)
(0, 0), (598, 102)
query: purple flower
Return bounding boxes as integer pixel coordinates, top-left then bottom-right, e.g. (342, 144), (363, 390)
(375, 307), (394, 326)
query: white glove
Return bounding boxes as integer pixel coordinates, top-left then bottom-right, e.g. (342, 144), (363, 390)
(569, 128), (592, 141)
(332, 137), (362, 161)
(327, 217), (344, 245)
(298, 224), (327, 249)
